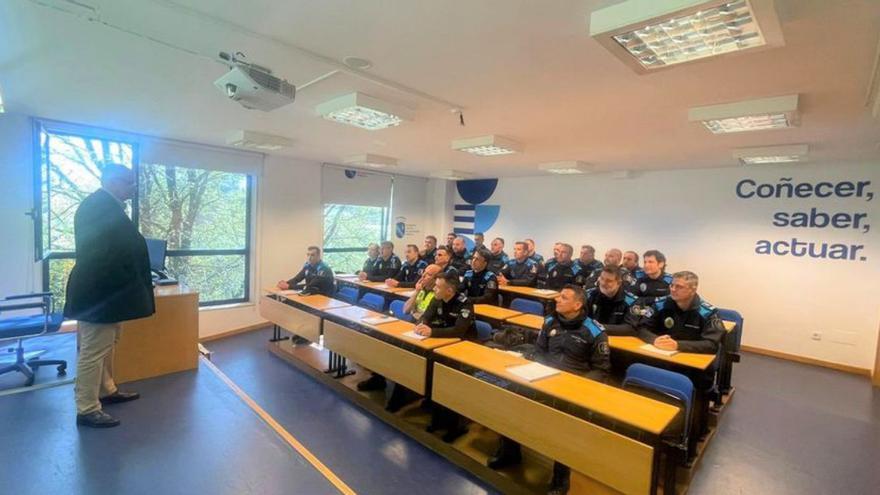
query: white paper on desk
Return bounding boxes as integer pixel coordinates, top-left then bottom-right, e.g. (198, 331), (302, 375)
(337, 274), (359, 279)
(372, 284), (390, 290)
(506, 362), (560, 382)
(277, 290), (298, 295)
(639, 344), (679, 356)
(402, 330), (428, 341)
(361, 316), (397, 325)
(399, 290), (415, 297)
(494, 348), (523, 358)
(533, 289), (558, 296)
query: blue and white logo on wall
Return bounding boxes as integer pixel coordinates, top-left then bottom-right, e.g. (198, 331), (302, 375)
(454, 179), (500, 250)
(395, 216), (406, 239)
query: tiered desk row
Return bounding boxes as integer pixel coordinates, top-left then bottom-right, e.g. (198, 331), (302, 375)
(259, 276), (739, 495)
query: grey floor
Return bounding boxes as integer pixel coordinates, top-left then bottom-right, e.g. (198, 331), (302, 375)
(1, 328), (878, 495)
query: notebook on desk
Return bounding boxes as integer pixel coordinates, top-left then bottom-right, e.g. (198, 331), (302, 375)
(506, 362), (560, 382)
(640, 344), (679, 356)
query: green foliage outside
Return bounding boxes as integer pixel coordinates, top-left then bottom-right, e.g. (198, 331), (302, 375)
(322, 204), (387, 274)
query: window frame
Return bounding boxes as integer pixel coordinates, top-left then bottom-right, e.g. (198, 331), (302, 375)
(32, 119), (255, 307)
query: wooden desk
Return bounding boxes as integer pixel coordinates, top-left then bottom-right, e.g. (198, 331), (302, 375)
(609, 336), (716, 371)
(260, 293), (349, 341)
(334, 277), (411, 300)
(433, 342), (678, 495)
(498, 285), (559, 300)
(322, 308), (459, 395)
(505, 313), (544, 330)
(114, 285), (199, 384)
(474, 304), (523, 322)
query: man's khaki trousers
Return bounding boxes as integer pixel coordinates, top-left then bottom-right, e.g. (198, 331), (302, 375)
(75, 321), (121, 415)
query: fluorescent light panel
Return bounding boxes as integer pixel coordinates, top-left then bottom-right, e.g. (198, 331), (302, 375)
(689, 94), (799, 134)
(590, 0), (784, 73)
(343, 153), (398, 168)
(226, 130), (293, 150)
(316, 92), (413, 130)
(733, 144), (808, 164)
(538, 161), (593, 174)
(430, 170), (475, 181)
(451, 135), (522, 156)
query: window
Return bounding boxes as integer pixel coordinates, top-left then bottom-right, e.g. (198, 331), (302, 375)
(322, 204), (388, 273)
(34, 120), (254, 308)
(138, 163), (252, 306)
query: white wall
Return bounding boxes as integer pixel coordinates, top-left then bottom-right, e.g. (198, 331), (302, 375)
(450, 164), (880, 370)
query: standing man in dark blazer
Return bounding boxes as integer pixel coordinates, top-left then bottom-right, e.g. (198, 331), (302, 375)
(64, 164), (155, 428)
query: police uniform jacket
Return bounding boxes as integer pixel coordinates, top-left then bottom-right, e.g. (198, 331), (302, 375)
(450, 250), (472, 273)
(461, 269), (499, 305)
(419, 292), (476, 339)
(487, 250), (509, 274)
(366, 254), (402, 282)
(500, 258), (538, 287)
(631, 295), (725, 354)
(287, 261), (335, 296)
(394, 259), (428, 288)
(633, 272), (673, 298)
(534, 310), (611, 381)
(538, 260), (585, 290)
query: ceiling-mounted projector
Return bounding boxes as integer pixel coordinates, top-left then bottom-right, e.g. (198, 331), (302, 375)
(214, 52), (295, 111)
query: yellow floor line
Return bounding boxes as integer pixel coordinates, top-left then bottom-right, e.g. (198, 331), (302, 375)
(200, 356), (357, 495)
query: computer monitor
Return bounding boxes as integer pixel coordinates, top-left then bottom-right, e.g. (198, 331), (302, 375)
(145, 238), (167, 273)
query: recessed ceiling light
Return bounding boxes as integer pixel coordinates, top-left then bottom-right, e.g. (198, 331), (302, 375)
(316, 92), (413, 130)
(343, 56), (373, 70)
(226, 130), (293, 151)
(538, 161), (593, 175)
(590, 0), (784, 73)
(689, 94), (799, 134)
(733, 144), (808, 164)
(451, 135), (522, 156)
(430, 170), (475, 181)
(343, 153), (398, 169)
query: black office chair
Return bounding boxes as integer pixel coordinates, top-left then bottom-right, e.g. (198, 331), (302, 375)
(0, 292), (68, 386)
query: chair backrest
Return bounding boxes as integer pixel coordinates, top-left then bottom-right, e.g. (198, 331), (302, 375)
(336, 287), (359, 305)
(510, 298), (544, 316)
(389, 300), (414, 323)
(359, 292), (386, 312)
(623, 363), (694, 441)
(475, 320), (494, 341)
(0, 293), (63, 341)
(716, 308), (744, 349)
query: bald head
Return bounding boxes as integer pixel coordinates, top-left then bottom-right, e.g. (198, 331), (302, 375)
(101, 163), (136, 201)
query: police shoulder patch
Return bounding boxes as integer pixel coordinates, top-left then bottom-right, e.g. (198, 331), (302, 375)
(543, 315), (555, 328)
(698, 300), (716, 319)
(583, 318), (605, 338)
(653, 296), (668, 310)
(624, 291), (638, 306)
(662, 273), (673, 284)
(586, 287), (596, 298)
(571, 263), (582, 275)
(457, 292), (468, 302)
(464, 270), (474, 278)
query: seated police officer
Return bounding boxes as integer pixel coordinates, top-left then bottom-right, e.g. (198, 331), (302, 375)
(357, 243), (380, 279)
(461, 248), (499, 305)
(538, 243), (585, 290)
(363, 241), (401, 282)
(498, 241), (539, 287)
(450, 236), (472, 273)
(620, 250), (641, 287)
(276, 246), (335, 296)
(472, 232), (486, 252)
(525, 238), (545, 265)
(633, 249), (673, 298)
(488, 285), (610, 495)
(421, 235), (438, 264)
(445, 232), (457, 250)
(357, 264), (443, 403)
(584, 247), (623, 287)
(433, 246), (459, 277)
(576, 244), (603, 275)
(585, 267), (638, 336)
(415, 272), (476, 442)
(386, 244), (427, 288)
(487, 237), (509, 273)
(632, 270), (724, 357)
